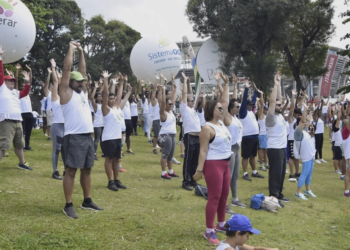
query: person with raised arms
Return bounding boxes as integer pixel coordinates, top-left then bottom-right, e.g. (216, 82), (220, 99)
(59, 41), (103, 219)
(180, 72), (201, 191)
(158, 79), (179, 180)
(49, 59), (65, 180)
(342, 104), (350, 198)
(266, 72), (289, 208)
(43, 67), (53, 141)
(151, 74), (162, 154)
(0, 45), (32, 170)
(193, 72), (231, 245)
(101, 72), (128, 191)
(255, 85), (268, 171)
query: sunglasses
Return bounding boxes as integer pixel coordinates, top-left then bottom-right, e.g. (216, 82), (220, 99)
(217, 107), (224, 112)
(234, 105), (240, 108)
(276, 104), (282, 107)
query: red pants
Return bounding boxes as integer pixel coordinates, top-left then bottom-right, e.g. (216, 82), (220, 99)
(203, 159), (230, 228)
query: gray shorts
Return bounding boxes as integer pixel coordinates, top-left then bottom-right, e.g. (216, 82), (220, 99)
(62, 133), (94, 169)
(153, 119), (160, 137)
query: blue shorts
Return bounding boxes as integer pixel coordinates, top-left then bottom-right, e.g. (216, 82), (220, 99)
(258, 134), (267, 149)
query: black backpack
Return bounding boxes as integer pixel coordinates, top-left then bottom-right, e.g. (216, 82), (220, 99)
(194, 184), (208, 200)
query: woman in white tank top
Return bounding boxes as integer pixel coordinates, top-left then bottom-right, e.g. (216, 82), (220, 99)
(193, 72), (232, 245)
(90, 82), (104, 160)
(100, 72), (129, 191)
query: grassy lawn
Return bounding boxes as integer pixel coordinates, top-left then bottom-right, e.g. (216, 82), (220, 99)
(0, 126), (349, 250)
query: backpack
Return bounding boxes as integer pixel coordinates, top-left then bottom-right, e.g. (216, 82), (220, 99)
(261, 196), (281, 213)
(194, 184), (208, 200)
(250, 193), (265, 210)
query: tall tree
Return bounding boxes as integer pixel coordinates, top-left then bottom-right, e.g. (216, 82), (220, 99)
(279, 0), (335, 91)
(186, 0), (296, 93)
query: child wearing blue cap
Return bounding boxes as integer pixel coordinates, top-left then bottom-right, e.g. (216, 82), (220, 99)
(216, 214), (278, 250)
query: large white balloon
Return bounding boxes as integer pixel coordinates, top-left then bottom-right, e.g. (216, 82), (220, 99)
(130, 36), (181, 81)
(0, 0), (36, 64)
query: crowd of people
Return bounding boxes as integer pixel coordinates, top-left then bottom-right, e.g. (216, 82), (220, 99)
(1, 42), (350, 249)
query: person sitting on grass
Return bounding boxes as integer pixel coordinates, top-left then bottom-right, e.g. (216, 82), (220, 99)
(216, 214), (278, 250)
(293, 108), (317, 200)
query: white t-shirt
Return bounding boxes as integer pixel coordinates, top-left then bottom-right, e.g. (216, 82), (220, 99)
(102, 107), (123, 141)
(0, 83), (22, 122)
(266, 114), (287, 149)
(130, 101), (138, 116)
(20, 94), (32, 113)
(52, 98), (64, 124)
(216, 241), (239, 250)
(227, 116), (243, 146)
(93, 104), (104, 128)
(180, 103), (201, 134)
(197, 108), (206, 127)
(122, 100), (131, 120)
(240, 111), (259, 136)
(313, 118), (324, 134)
(258, 115), (267, 135)
(152, 101), (160, 120)
(294, 130), (316, 162)
(40, 97), (46, 111)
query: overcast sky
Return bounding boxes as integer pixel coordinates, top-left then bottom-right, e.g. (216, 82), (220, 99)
(74, 0), (349, 49)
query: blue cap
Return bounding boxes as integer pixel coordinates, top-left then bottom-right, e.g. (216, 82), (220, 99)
(226, 214), (260, 234)
(263, 105), (268, 110)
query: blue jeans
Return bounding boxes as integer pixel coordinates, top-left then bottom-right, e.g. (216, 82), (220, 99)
(298, 159), (314, 188)
(143, 113), (149, 133)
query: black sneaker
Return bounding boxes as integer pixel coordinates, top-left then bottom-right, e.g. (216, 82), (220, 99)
(289, 174), (296, 179)
(80, 201), (104, 211)
(182, 183), (193, 191)
(18, 162), (33, 171)
(161, 173), (171, 180)
(278, 201), (284, 208)
(148, 140), (152, 144)
(52, 171), (63, 180)
(115, 180), (127, 189)
(295, 172), (301, 177)
(63, 206), (78, 219)
(243, 174), (252, 181)
(24, 146), (33, 151)
(144, 132), (147, 137)
(190, 181), (198, 187)
(153, 149), (158, 155)
(279, 197), (290, 202)
(168, 171), (179, 178)
(101, 154), (105, 158)
(107, 181), (119, 191)
(251, 172), (264, 178)
(47, 136), (51, 141)
(126, 150), (135, 155)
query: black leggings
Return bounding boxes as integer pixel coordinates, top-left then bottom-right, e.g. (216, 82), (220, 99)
(131, 116), (138, 134)
(178, 122), (183, 142)
(314, 133), (323, 159)
(22, 112), (34, 148)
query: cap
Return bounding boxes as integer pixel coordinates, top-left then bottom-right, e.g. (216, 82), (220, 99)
(4, 75), (17, 82)
(226, 214), (260, 234)
(247, 99), (254, 105)
(263, 105), (268, 110)
(70, 71), (87, 81)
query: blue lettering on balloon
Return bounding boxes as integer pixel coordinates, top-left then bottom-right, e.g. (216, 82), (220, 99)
(148, 49), (181, 60)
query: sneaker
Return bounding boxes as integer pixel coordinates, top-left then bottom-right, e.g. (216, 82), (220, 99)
(279, 197), (290, 202)
(278, 201), (285, 207)
(225, 205), (235, 215)
(203, 231), (220, 245)
(161, 173), (171, 180)
(126, 149), (135, 155)
(4, 152), (9, 157)
(295, 193), (308, 200)
(115, 180), (127, 189)
(52, 171), (63, 180)
(304, 190), (317, 198)
(320, 159), (327, 163)
(180, 154), (185, 158)
(215, 223), (228, 232)
(243, 174), (252, 181)
(172, 158), (181, 165)
(259, 164), (266, 171)
(335, 170), (342, 175)
(182, 183), (193, 191)
(344, 191), (350, 198)
(80, 201), (104, 211)
(47, 136), (51, 141)
(18, 162), (33, 171)
(24, 146), (33, 151)
(107, 181), (119, 191)
(190, 181), (198, 187)
(289, 174), (296, 179)
(168, 171), (179, 178)
(265, 164), (269, 169)
(231, 199), (247, 208)
(295, 172), (301, 178)
(94, 154), (98, 161)
(148, 140), (152, 144)
(63, 206), (78, 219)
(314, 159), (321, 164)
(156, 145), (160, 149)
(119, 167), (127, 172)
(101, 154), (105, 158)
(251, 172), (264, 178)
(340, 175), (345, 180)
(153, 149), (158, 155)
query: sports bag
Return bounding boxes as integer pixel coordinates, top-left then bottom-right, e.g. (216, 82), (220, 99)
(261, 196), (281, 213)
(250, 193), (265, 210)
(194, 184), (208, 200)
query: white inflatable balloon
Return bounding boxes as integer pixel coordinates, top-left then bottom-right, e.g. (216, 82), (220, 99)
(130, 36), (181, 81)
(0, 0), (36, 64)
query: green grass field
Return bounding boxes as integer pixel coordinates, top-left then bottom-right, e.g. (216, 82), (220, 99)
(0, 127), (349, 250)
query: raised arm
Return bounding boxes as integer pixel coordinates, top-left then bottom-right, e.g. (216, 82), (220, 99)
(19, 70), (31, 99)
(115, 73), (124, 108)
(288, 89), (297, 123)
(257, 90), (265, 120)
(101, 71), (112, 116)
(77, 43), (86, 77)
(43, 67), (51, 97)
(90, 81), (99, 112)
(171, 79), (177, 104)
(276, 71), (282, 100)
(15, 63), (21, 89)
(281, 95), (289, 114)
(232, 74), (238, 99)
(182, 72), (188, 104)
(50, 59), (59, 102)
(0, 46), (4, 85)
(268, 72), (280, 116)
(219, 72), (230, 119)
(120, 83), (132, 110)
(60, 42), (77, 101)
(151, 75), (159, 106)
(238, 80), (250, 119)
(159, 85), (167, 121)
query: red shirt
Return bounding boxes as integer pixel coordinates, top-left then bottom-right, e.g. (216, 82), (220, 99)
(342, 126), (350, 140)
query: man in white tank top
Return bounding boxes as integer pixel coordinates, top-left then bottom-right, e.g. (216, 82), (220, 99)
(59, 41), (103, 219)
(0, 46), (32, 171)
(266, 72), (288, 207)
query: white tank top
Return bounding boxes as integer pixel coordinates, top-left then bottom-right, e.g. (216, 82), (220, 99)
(93, 104), (104, 128)
(61, 91), (93, 135)
(148, 102), (153, 118)
(216, 241), (239, 250)
(240, 111), (259, 136)
(314, 118), (324, 134)
(227, 116), (243, 146)
(334, 130), (343, 147)
(102, 107), (123, 141)
(197, 109), (206, 127)
(258, 115), (267, 135)
(288, 118), (297, 140)
(46, 91), (52, 110)
(122, 100), (131, 120)
(20, 94), (32, 113)
(343, 132), (350, 160)
(120, 110), (126, 132)
(40, 97), (46, 111)
(160, 111), (176, 135)
(267, 114), (287, 149)
(0, 84), (22, 122)
(206, 121), (232, 160)
(142, 98), (149, 114)
(152, 102), (160, 120)
(294, 131), (316, 162)
(51, 99), (64, 124)
(130, 101), (138, 116)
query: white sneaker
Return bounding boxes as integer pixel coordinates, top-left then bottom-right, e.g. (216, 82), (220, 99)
(314, 159), (321, 164)
(172, 158), (181, 165)
(304, 190), (317, 198)
(335, 170), (342, 175)
(44, 133), (48, 137)
(156, 145), (160, 148)
(295, 193), (308, 200)
(320, 159), (327, 163)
